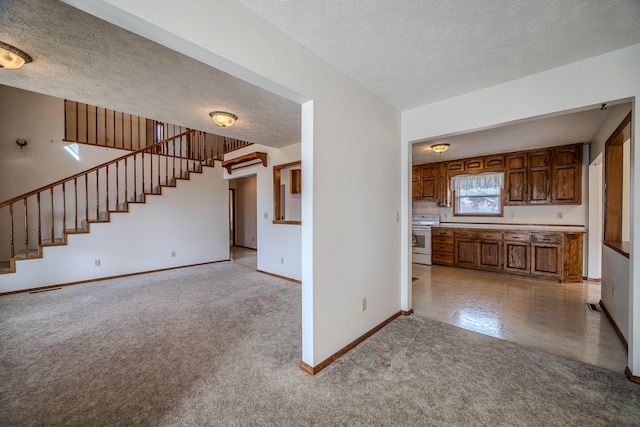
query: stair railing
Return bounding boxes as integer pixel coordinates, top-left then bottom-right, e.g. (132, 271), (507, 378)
(0, 129), (221, 270)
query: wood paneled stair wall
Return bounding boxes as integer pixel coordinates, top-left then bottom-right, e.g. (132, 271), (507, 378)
(0, 130), (221, 274)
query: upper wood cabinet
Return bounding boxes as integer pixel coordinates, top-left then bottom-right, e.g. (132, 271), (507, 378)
(414, 143), (581, 206)
(528, 149), (552, 204)
(551, 144), (582, 204)
(412, 166), (422, 199)
(505, 152), (528, 205)
(420, 164), (439, 200)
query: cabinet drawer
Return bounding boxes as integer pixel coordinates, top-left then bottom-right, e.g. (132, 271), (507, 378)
(432, 227), (453, 237)
(433, 236), (454, 245)
(503, 232), (530, 242)
(433, 243), (454, 253)
(531, 233), (562, 244)
(432, 253), (454, 265)
(478, 231), (502, 240)
(454, 230), (477, 238)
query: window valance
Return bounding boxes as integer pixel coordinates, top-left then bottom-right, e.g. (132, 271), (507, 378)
(451, 172), (504, 192)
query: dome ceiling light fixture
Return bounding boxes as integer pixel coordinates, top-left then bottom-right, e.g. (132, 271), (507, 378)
(210, 111), (238, 128)
(0, 41), (33, 69)
(430, 143), (450, 154)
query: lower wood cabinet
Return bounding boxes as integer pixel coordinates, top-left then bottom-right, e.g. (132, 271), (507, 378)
(432, 227), (583, 283)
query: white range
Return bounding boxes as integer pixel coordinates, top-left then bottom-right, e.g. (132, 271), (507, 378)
(412, 214), (440, 265)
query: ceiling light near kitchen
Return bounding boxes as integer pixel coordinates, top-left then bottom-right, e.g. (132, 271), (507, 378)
(431, 143), (450, 154)
(0, 41), (33, 69)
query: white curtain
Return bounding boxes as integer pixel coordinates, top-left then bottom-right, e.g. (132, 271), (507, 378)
(451, 172), (504, 191)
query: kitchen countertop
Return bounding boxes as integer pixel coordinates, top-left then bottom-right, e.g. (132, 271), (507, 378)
(435, 223), (586, 232)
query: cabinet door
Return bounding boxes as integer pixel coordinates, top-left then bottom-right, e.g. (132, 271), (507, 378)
(531, 243), (562, 279)
(563, 233), (583, 282)
(437, 163), (450, 207)
(505, 153), (528, 205)
(551, 144), (582, 204)
(484, 154), (505, 169)
(477, 240), (502, 271)
(412, 166), (422, 199)
(421, 164), (438, 200)
(446, 160), (464, 173)
(504, 241), (530, 274)
(528, 149), (551, 204)
(464, 158), (483, 171)
(455, 239), (476, 267)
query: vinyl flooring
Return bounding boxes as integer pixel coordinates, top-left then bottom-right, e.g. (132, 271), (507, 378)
(412, 263), (628, 373)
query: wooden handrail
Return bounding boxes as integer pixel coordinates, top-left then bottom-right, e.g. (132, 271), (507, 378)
(0, 130), (193, 208)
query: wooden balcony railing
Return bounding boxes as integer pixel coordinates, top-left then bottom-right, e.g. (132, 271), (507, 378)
(64, 99), (254, 155)
(0, 129), (219, 272)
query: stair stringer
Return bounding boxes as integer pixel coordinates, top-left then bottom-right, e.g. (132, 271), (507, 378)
(0, 166), (229, 294)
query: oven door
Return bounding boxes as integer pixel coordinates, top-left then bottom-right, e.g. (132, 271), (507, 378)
(412, 226), (432, 264)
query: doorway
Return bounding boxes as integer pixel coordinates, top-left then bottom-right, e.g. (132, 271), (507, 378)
(228, 175), (258, 270)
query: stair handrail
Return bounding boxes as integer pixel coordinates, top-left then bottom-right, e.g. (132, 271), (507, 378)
(0, 130), (195, 209)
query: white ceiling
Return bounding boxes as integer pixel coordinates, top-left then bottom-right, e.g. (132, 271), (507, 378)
(237, 0), (640, 111)
(1, 0), (639, 153)
(411, 104), (629, 164)
(0, 0), (301, 148)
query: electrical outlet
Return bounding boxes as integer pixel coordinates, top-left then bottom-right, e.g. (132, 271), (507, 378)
(557, 212), (563, 219)
(511, 212), (516, 218)
(280, 257), (284, 264)
(612, 287), (615, 299)
(171, 251), (176, 257)
(264, 212), (268, 219)
(395, 212), (400, 223)
(94, 259), (100, 267)
(361, 298), (367, 312)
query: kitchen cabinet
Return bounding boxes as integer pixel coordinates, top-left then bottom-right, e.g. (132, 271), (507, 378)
(433, 227), (583, 283)
(528, 149), (552, 204)
(291, 169), (302, 194)
(530, 233), (562, 279)
(420, 164), (439, 200)
(504, 152), (528, 205)
(551, 144), (582, 204)
(503, 232), (531, 274)
(454, 230), (477, 267)
(416, 143), (582, 207)
(412, 166), (422, 199)
(477, 231), (502, 272)
(432, 227), (454, 265)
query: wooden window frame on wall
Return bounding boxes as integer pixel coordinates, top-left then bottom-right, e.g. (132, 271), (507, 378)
(603, 112), (631, 256)
(273, 160), (302, 225)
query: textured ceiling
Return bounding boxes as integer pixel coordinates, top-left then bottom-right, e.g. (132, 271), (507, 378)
(1, 0), (639, 155)
(411, 105), (630, 165)
(0, 0), (301, 148)
(238, 0), (640, 111)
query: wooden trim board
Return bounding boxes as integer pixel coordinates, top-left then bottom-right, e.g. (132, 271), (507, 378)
(401, 309), (414, 316)
(599, 300), (628, 352)
(299, 311), (402, 375)
(625, 367), (640, 385)
(0, 260), (229, 296)
(257, 269), (301, 284)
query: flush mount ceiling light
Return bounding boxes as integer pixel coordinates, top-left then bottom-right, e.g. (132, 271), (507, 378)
(210, 111), (238, 128)
(0, 41), (33, 69)
(430, 143), (450, 154)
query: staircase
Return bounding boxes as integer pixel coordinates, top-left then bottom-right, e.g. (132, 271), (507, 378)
(0, 130), (225, 275)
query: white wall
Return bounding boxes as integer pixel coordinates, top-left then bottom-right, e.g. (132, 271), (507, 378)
(70, 0), (403, 368)
(402, 43), (640, 375)
(224, 143), (302, 282)
(229, 175), (257, 249)
(0, 85), (125, 201)
(587, 155), (603, 280)
(601, 245), (630, 340)
(0, 166), (229, 293)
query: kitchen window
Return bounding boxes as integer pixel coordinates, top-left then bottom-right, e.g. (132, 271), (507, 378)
(452, 172), (504, 216)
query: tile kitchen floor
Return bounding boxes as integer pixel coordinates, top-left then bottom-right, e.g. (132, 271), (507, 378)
(230, 246), (257, 270)
(412, 263), (628, 373)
